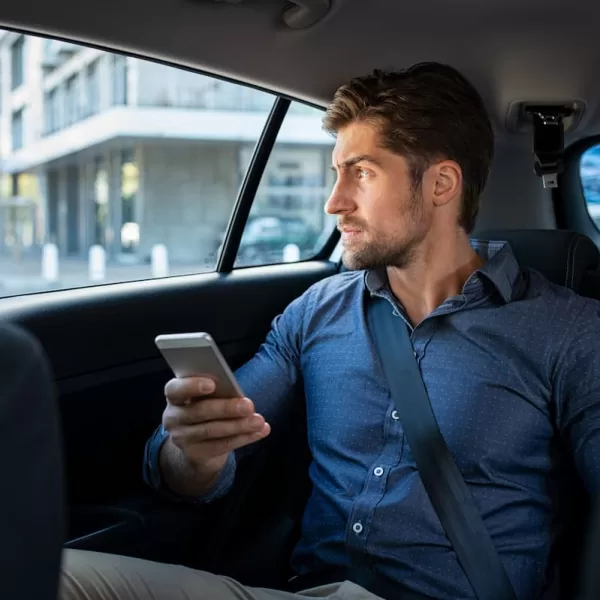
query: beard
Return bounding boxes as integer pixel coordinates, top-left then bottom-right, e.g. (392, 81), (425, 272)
(341, 189), (429, 271)
(341, 232), (423, 271)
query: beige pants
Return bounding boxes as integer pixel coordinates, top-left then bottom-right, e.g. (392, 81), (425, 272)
(59, 549), (383, 600)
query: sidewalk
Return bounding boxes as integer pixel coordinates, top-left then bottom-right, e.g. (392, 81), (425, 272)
(0, 254), (214, 298)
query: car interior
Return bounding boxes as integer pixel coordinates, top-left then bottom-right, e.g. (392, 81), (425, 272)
(2, 0), (600, 598)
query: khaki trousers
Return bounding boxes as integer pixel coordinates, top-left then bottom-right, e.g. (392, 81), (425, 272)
(59, 549), (383, 600)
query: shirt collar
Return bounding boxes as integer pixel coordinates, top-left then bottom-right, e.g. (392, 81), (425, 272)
(364, 239), (526, 304)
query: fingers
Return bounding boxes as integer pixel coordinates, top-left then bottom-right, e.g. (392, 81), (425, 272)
(162, 376), (270, 463)
(164, 396), (255, 426)
(164, 377), (216, 405)
(169, 414), (269, 446)
(189, 426), (272, 458)
(165, 411), (271, 462)
(164, 408), (264, 438)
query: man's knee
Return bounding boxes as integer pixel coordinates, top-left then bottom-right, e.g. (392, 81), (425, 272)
(59, 549), (153, 600)
(58, 548), (257, 600)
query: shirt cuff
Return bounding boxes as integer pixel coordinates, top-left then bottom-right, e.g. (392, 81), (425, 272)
(143, 424), (236, 504)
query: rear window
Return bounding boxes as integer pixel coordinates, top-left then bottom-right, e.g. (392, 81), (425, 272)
(580, 145), (600, 227)
(0, 30), (335, 298)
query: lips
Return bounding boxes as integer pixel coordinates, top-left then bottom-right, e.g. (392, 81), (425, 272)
(340, 228), (362, 241)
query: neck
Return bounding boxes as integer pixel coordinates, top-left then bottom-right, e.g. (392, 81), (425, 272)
(386, 228), (483, 326)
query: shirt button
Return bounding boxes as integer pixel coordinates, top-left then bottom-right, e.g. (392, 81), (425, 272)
(352, 522), (364, 534)
(391, 410), (399, 420)
(374, 467), (384, 477)
(413, 351), (417, 358)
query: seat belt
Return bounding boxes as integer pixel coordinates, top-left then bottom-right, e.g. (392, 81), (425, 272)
(367, 295), (517, 600)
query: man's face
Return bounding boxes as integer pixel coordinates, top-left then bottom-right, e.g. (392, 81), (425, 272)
(325, 121), (433, 271)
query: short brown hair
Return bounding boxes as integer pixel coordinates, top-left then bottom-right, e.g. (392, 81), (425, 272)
(323, 63), (494, 233)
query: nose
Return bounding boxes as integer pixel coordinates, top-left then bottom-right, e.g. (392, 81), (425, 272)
(324, 179), (353, 216)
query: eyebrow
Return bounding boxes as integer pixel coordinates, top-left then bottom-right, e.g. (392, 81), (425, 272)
(330, 154), (383, 171)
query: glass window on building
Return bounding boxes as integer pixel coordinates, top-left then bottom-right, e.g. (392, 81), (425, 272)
(93, 158), (110, 247)
(65, 74), (79, 126)
(112, 55), (128, 106)
(86, 60), (100, 116)
(11, 35), (25, 90)
(44, 87), (61, 135)
(120, 150), (139, 253)
(11, 109), (24, 151)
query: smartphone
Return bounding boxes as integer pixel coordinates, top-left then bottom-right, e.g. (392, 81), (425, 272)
(155, 332), (244, 399)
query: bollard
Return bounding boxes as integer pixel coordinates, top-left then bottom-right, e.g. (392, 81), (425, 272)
(41, 243), (59, 283)
(151, 244), (169, 278)
(88, 245), (106, 281)
(283, 243), (301, 263)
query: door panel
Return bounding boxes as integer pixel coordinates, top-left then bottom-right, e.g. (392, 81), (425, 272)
(0, 262), (333, 379)
(0, 260), (336, 569)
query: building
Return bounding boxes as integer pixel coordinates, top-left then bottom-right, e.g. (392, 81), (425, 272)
(0, 31), (335, 265)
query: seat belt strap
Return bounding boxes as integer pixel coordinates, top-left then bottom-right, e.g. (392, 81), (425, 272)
(367, 295), (517, 600)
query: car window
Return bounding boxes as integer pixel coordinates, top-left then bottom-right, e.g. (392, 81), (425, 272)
(581, 144), (600, 227)
(234, 103), (336, 268)
(0, 30), (284, 297)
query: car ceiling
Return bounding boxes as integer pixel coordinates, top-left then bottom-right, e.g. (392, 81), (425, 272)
(1, 0), (599, 144)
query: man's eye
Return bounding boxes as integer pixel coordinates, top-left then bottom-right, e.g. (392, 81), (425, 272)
(357, 168), (369, 179)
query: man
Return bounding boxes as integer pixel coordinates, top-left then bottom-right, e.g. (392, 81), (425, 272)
(60, 63), (600, 600)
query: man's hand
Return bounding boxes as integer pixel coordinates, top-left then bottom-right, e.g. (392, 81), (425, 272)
(160, 377), (270, 495)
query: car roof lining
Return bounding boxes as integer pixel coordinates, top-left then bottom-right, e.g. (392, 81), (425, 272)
(1, 0), (600, 145)
(1, 0), (597, 232)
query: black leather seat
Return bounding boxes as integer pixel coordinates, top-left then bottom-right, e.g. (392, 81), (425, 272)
(475, 229), (599, 293)
(0, 323), (66, 600)
(476, 229), (600, 598)
(340, 229), (600, 296)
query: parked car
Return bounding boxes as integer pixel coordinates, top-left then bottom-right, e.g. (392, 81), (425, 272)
(236, 216), (319, 265)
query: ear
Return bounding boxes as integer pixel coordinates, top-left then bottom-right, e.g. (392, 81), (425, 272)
(429, 160), (462, 208)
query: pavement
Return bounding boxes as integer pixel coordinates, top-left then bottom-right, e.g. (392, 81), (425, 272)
(0, 253), (215, 298)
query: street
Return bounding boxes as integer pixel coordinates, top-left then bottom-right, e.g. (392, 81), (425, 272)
(0, 253), (215, 298)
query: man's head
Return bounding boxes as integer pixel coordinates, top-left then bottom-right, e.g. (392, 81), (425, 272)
(323, 62), (494, 271)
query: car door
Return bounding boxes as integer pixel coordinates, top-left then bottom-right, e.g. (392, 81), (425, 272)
(0, 30), (339, 586)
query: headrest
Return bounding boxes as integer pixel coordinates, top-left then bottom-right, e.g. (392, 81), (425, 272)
(475, 229), (599, 291)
